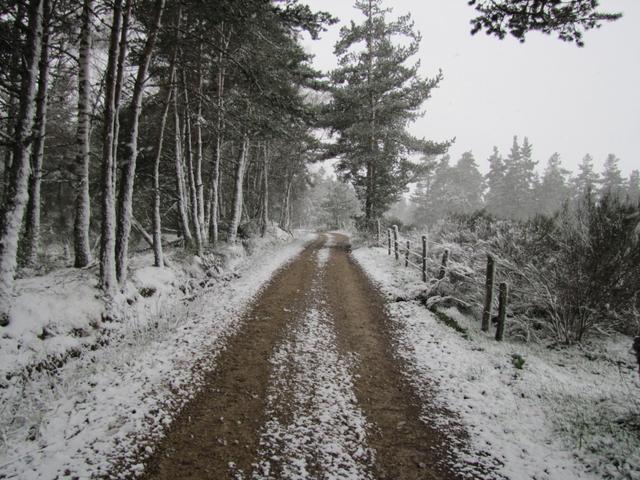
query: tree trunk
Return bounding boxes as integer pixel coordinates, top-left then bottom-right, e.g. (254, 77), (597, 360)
(182, 72), (203, 256)
(0, 0), (44, 325)
(151, 9), (180, 268)
(73, 0), (93, 268)
(173, 79), (193, 247)
(23, 0), (51, 267)
(208, 25), (230, 245)
(115, 0), (165, 285)
(279, 170), (293, 232)
(228, 137), (249, 243)
(2, 4), (24, 204)
(260, 142), (269, 237)
(194, 38), (206, 244)
(111, 0), (132, 180)
(99, 0), (124, 294)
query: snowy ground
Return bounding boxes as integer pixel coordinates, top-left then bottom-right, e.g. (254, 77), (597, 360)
(250, 243), (374, 479)
(0, 229), (315, 479)
(353, 245), (640, 480)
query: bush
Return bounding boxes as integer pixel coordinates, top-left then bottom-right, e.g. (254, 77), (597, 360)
(418, 196), (640, 344)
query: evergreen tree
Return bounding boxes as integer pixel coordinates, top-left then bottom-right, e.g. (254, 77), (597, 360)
(599, 153), (625, 200)
(572, 154), (599, 203)
(501, 136), (527, 218)
(537, 153), (570, 215)
(327, 0), (448, 228)
(448, 151), (484, 214)
(627, 170), (640, 206)
(428, 154), (454, 220)
(468, 0), (622, 46)
(517, 137), (538, 216)
(410, 169), (434, 226)
(484, 146), (507, 217)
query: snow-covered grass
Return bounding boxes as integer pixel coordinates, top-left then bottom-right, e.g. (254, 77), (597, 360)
(353, 245), (640, 480)
(0, 228), (315, 479)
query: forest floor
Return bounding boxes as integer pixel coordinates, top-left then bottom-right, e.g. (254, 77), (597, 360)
(140, 233), (467, 480)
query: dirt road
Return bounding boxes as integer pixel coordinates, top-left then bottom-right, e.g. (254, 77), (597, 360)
(142, 233), (464, 479)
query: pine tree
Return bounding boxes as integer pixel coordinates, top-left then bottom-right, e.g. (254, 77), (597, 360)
(501, 136), (523, 218)
(410, 171), (433, 226)
(448, 151), (484, 214)
(428, 155), (454, 220)
(327, 0), (448, 228)
(484, 146), (507, 217)
(599, 153), (625, 200)
(572, 154), (599, 203)
(537, 153), (570, 215)
(468, 0), (622, 46)
(627, 170), (640, 206)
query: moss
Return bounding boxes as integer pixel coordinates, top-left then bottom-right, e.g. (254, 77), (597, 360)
(433, 309), (469, 340)
(511, 353), (526, 369)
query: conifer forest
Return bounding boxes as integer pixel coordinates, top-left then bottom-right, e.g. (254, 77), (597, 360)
(0, 1), (638, 479)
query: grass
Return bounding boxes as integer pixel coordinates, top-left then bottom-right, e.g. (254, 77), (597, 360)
(432, 309), (470, 340)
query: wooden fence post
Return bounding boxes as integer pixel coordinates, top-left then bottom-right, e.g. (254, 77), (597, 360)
(393, 225), (399, 261)
(421, 235), (427, 282)
(376, 219), (381, 246)
(438, 249), (449, 280)
(405, 240), (410, 267)
(481, 254), (495, 332)
(495, 282), (508, 341)
(387, 229), (391, 255)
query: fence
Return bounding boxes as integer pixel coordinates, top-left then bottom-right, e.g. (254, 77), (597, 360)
(375, 220), (509, 341)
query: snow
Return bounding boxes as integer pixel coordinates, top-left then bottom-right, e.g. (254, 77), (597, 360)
(251, 243), (374, 479)
(0, 229), (315, 479)
(353, 245), (640, 480)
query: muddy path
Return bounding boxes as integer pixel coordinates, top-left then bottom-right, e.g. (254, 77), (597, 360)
(141, 233), (464, 480)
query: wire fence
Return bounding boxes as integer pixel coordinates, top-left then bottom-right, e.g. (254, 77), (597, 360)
(373, 220), (513, 341)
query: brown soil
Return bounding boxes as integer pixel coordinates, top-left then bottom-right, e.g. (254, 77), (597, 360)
(141, 233), (465, 480)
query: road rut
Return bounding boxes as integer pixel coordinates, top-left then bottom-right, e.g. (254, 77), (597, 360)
(141, 233), (463, 480)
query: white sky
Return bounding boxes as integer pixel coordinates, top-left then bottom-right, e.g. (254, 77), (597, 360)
(299, 0), (640, 176)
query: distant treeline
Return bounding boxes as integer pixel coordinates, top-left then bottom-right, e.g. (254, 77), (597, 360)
(408, 136), (637, 224)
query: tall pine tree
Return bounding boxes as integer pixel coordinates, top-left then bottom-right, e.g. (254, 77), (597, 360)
(327, 0), (448, 228)
(484, 146), (507, 217)
(599, 153), (625, 200)
(627, 170), (640, 206)
(448, 151), (484, 214)
(536, 152), (570, 215)
(572, 154), (599, 203)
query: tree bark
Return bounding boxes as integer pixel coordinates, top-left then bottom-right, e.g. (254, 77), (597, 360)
(99, 0), (124, 294)
(2, 4), (24, 204)
(182, 72), (203, 256)
(115, 0), (165, 285)
(151, 9), (180, 268)
(228, 137), (249, 243)
(208, 25), (230, 245)
(111, 0), (132, 178)
(173, 78), (193, 247)
(194, 38), (206, 244)
(0, 0), (44, 325)
(23, 0), (51, 267)
(73, 0), (93, 268)
(279, 169), (293, 233)
(260, 142), (269, 237)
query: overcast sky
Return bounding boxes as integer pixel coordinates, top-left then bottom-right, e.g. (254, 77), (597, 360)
(299, 0), (640, 177)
